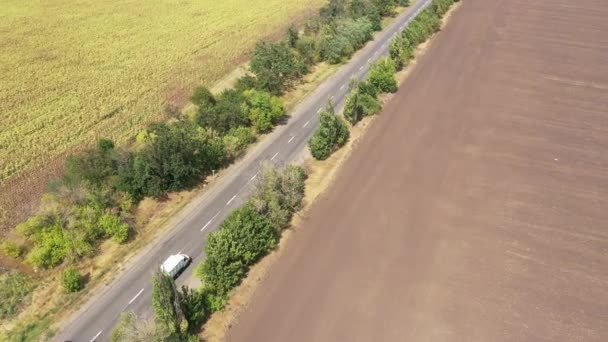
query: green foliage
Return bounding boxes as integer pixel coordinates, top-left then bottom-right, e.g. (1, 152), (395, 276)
(366, 57), (398, 96)
(112, 282), (204, 341)
(431, 0), (455, 17)
(22, 221), (71, 268)
(403, 8), (441, 46)
(190, 86), (215, 108)
(376, 0), (397, 14)
(372, 0), (397, 16)
(62, 266), (83, 292)
(178, 286), (208, 332)
(98, 214), (130, 243)
(250, 41), (306, 94)
(319, 18), (373, 64)
(0, 240), (23, 258)
(250, 165), (307, 231)
(223, 127), (257, 160)
(287, 24), (299, 48)
(398, 0), (411, 5)
(295, 36), (317, 66)
(243, 89), (285, 132)
(234, 74), (258, 93)
(195, 88), (249, 134)
(0, 271), (35, 320)
(118, 121), (225, 199)
(343, 82), (382, 125)
(199, 203), (276, 296)
(308, 109), (350, 160)
(348, 0), (370, 19)
(64, 138), (118, 189)
(389, 35), (406, 70)
(367, 7), (383, 31)
(151, 270), (185, 336)
(319, 0), (347, 20)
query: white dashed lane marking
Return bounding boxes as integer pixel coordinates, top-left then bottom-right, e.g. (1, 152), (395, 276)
(288, 136), (295, 143)
(303, 120), (310, 128)
(271, 152), (279, 161)
(90, 330), (103, 342)
(226, 195), (237, 206)
(201, 211), (220, 232)
(128, 288), (144, 305)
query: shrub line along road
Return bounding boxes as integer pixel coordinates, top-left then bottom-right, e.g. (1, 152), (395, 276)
(55, 1), (432, 341)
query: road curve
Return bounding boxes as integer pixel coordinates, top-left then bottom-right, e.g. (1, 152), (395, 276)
(54, 1), (432, 341)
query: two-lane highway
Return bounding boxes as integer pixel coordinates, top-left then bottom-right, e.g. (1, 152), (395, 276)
(55, 1), (432, 340)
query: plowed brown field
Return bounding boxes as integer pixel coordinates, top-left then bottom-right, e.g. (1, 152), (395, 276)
(226, 0), (608, 341)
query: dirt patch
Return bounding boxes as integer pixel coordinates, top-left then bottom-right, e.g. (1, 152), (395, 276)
(226, 0), (608, 341)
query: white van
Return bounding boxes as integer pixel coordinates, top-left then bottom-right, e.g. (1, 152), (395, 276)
(160, 254), (192, 278)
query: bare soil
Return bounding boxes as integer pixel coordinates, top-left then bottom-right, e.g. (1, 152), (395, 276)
(226, 0), (608, 341)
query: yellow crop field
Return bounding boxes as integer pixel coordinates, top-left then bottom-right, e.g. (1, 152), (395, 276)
(0, 0), (324, 185)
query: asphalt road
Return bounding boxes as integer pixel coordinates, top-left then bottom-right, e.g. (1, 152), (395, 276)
(54, 1), (432, 341)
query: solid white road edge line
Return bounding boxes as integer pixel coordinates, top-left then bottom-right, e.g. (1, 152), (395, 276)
(90, 330), (103, 342)
(128, 288), (145, 305)
(226, 195), (237, 206)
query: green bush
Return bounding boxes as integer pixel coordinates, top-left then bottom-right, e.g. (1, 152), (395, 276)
(287, 24), (299, 48)
(234, 74), (258, 92)
(295, 36), (318, 66)
(98, 214), (130, 243)
(118, 121), (225, 199)
(308, 108), (350, 160)
(63, 138), (118, 189)
(243, 89), (285, 133)
(62, 266), (84, 292)
(432, 0), (455, 17)
(23, 221), (72, 268)
(403, 8), (441, 46)
(366, 57), (398, 96)
(250, 41), (307, 94)
(195, 88), (249, 134)
(178, 286), (208, 332)
(223, 127), (257, 159)
(373, 0), (397, 16)
(0, 240), (22, 258)
(319, 18), (373, 64)
(344, 86), (382, 125)
(199, 203), (276, 296)
(0, 271), (35, 320)
(250, 165), (306, 231)
(190, 86), (215, 108)
(389, 35), (407, 70)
